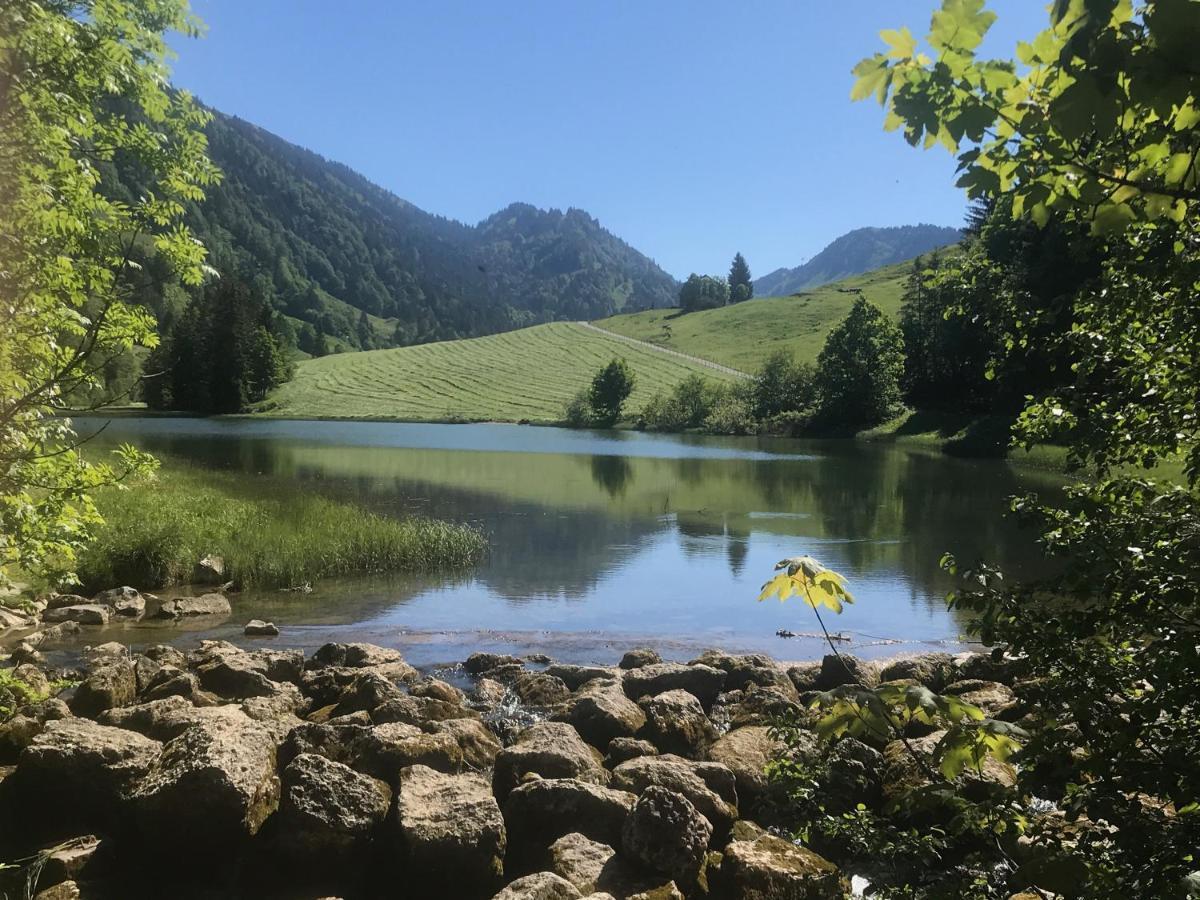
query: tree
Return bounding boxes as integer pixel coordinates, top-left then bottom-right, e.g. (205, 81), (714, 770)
(752, 350), (817, 420)
(728, 252), (753, 302)
(678, 274), (729, 312)
(0, 0), (218, 587)
(815, 297), (903, 425)
(587, 358), (635, 427)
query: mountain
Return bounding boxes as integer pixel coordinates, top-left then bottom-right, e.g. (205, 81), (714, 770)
(753, 224), (962, 297)
(108, 110), (678, 352)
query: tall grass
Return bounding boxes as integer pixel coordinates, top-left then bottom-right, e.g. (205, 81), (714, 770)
(76, 465), (487, 593)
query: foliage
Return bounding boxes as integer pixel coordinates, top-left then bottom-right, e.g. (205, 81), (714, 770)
(0, 0), (218, 587)
(701, 383), (757, 435)
(76, 461), (486, 592)
(144, 278), (292, 413)
(751, 350), (818, 420)
(678, 274), (730, 312)
(588, 358), (635, 427)
(563, 389), (592, 428)
(639, 374), (723, 431)
(815, 296), (905, 426)
(728, 252), (753, 302)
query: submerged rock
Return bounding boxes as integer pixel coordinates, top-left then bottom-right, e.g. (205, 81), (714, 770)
(155, 593), (232, 619)
(243, 619), (280, 637)
(42, 605), (110, 627)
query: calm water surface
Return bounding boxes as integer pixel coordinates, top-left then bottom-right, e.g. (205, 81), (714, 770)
(71, 417), (1061, 667)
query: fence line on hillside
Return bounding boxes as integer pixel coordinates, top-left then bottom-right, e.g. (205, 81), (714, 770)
(575, 322), (751, 379)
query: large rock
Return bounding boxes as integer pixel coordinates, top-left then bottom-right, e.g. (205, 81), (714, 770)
(493, 722), (607, 799)
(92, 586), (146, 617)
(395, 765), (506, 897)
(277, 753), (391, 861)
(688, 651), (799, 700)
(710, 684), (803, 731)
(492, 872), (582, 900)
(550, 832), (662, 897)
(720, 833), (846, 899)
(426, 717), (503, 769)
(622, 664), (726, 708)
(41, 605), (110, 626)
(155, 593), (231, 618)
(882, 730), (1015, 809)
(879, 653), (957, 690)
(70, 659), (137, 718)
(707, 726), (783, 810)
(604, 737), (658, 767)
(560, 679), (646, 749)
(619, 648), (662, 670)
(310, 641), (411, 671)
(131, 715), (280, 848)
(622, 787), (712, 886)
(815, 654), (879, 690)
(514, 672), (572, 707)
(544, 664), (618, 691)
(358, 722), (463, 777)
(637, 689), (717, 759)
(503, 778), (636, 855)
(611, 755), (737, 838)
(944, 679), (1018, 719)
(192, 645), (280, 699)
(0, 714), (42, 763)
(15, 719), (161, 826)
(331, 671), (406, 716)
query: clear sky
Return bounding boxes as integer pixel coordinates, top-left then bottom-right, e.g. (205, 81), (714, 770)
(171, 1), (1046, 280)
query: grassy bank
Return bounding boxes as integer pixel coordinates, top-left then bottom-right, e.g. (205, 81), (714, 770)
(76, 463), (487, 593)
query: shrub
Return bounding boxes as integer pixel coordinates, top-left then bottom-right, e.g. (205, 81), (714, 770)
(588, 358), (635, 426)
(563, 389), (592, 428)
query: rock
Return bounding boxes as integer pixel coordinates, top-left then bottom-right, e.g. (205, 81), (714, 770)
(10, 641), (44, 666)
(193, 555), (226, 584)
(816, 653), (879, 690)
(425, 717), (503, 769)
(473, 677), (509, 706)
(24, 622), (82, 646)
(97, 695), (194, 738)
(688, 651), (799, 700)
(44, 594), (89, 612)
(786, 663), (823, 695)
(820, 737), (883, 814)
(395, 765), (506, 897)
(622, 664), (726, 708)
(410, 678), (466, 705)
(493, 721), (607, 799)
(721, 833), (846, 899)
(881, 730), (1015, 810)
(155, 593), (231, 618)
(0, 714), (42, 762)
(140, 667), (205, 704)
(464, 652), (523, 676)
(241, 685), (306, 728)
(707, 726), (783, 810)
(255, 648), (305, 683)
(637, 689), (718, 759)
(879, 652), (957, 690)
(33, 883), (80, 900)
(131, 715), (280, 848)
(372, 694), (479, 727)
(561, 679), (646, 749)
(550, 832), (661, 897)
(622, 786), (712, 886)
(619, 648), (662, 670)
(92, 586), (145, 617)
(70, 659), (137, 718)
(492, 872), (582, 900)
(15, 719), (161, 826)
(611, 755), (738, 838)
(193, 646), (281, 699)
(954, 650), (1019, 684)
(503, 778), (636, 856)
(944, 679), (1018, 718)
(514, 672), (572, 707)
(361, 723), (463, 777)
(37, 834), (101, 885)
(309, 641), (412, 671)
(42, 604), (110, 626)
(243, 619), (279, 637)
(710, 684), (803, 730)
(544, 664), (619, 691)
(277, 753), (391, 861)
(604, 737), (658, 767)
(12, 663), (50, 696)
(332, 671), (406, 716)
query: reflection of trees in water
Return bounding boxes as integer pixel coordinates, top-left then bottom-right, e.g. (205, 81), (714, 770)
(590, 455), (633, 498)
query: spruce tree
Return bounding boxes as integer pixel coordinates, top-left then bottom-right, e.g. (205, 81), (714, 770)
(728, 252), (753, 302)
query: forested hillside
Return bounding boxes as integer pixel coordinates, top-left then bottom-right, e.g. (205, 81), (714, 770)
(107, 110), (678, 354)
(754, 223), (961, 296)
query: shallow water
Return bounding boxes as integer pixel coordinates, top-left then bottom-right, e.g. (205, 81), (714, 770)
(66, 417), (1061, 667)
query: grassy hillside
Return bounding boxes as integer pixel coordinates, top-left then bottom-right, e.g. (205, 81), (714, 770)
(594, 258), (912, 372)
(263, 322), (739, 422)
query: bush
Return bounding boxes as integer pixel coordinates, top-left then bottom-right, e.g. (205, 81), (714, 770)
(640, 375), (723, 431)
(588, 358), (635, 426)
(563, 389), (592, 428)
(703, 385), (757, 435)
(816, 296), (904, 426)
(752, 351), (819, 420)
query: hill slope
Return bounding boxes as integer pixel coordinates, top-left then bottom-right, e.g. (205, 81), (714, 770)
(597, 258), (913, 372)
(753, 224), (960, 297)
(108, 111), (678, 351)
(264, 322), (739, 423)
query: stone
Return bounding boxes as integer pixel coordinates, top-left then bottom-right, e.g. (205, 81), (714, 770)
(688, 651), (799, 700)
(193, 646), (281, 699)
(37, 834), (100, 886)
(395, 764), (506, 897)
(816, 653), (879, 690)
(277, 753), (391, 861)
(92, 586), (145, 617)
(514, 672), (572, 707)
(611, 755), (738, 838)
(473, 677), (509, 706)
(954, 650), (1019, 684)
(707, 726), (784, 810)
(44, 594), (89, 611)
(944, 679), (1018, 718)
(243, 619), (279, 637)
(560, 678), (646, 749)
(544, 664), (619, 691)
(155, 593), (231, 618)
(550, 832), (662, 897)
(13, 663), (49, 697)
(359, 723), (463, 777)
(721, 833), (846, 899)
(310, 642), (409, 670)
(332, 671), (406, 716)
(425, 717), (503, 769)
(463, 652), (523, 676)
(70, 660), (137, 718)
(97, 695), (194, 738)
(33, 883), (80, 900)
(622, 786), (712, 886)
(604, 737), (658, 767)
(503, 778), (636, 855)
(131, 715), (280, 848)
(0, 714), (42, 763)
(622, 664), (726, 708)
(493, 721), (607, 799)
(881, 730), (1015, 809)
(637, 689), (718, 759)
(193, 555), (226, 584)
(710, 684), (803, 730)
(879, 652), (957, 690)
(82, 641), (128, 665)
(410, 678), (465, 704)
(24, 622), (82, 646)
(254, 648), (305, 683)
(619, 648), (662, 670)
(41, 605), (110, 626)
(372, 693), (478, 726)
(492, 873), (582, 900)
(140, 667), (204, 704)
(820, 737), (883, 814)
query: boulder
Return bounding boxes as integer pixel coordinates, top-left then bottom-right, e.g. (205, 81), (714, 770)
(395, 765), (506, 897)
(514, 672), (572, 707)
(310, 642), (411, 671)
(279, 720), (372, 770)
(493, 721), (607, 799)
(359, 723), (463, 777)
(707, 726), (783, 810)
(155, 593), (231, 618)
(619, 648), (662, 670)
(816, 654), (879, 690)
(193, 646), (279, 699)
(464, 652), (523, 676)
(0, 714), (42, 763)
(944, 679), (1018, 719)
(425, 717), (503, 769)
(43, 594), (89, 612)
(560, 679), (646, 749)
(819, 736), (883, 814)
(193, 555), (226, 584)
(882, 730), (1015, 809)
(953, 650), (1019, 684)
(131, 715), (280, 848)
(688, 651), (799, 701)
(549, 832), (662, 897)
(720, 833), (846, 899)
(492, 873), (582, 900)
(243, 619), (279, 637)
(277, 753), (391, 861)
(472, 677), (509, 707)
(611, 755), (737, 838)
(32, 883), (80, 900)
(410, 678), (466, 705)
(622, 664), (726, 709)
(604, 737), (658, 767)
(544, 664), (619, 691)
(710, 684), (803, 730)
(622, 786), (712, 886)
(879, 653), (957, 690)
(37, 834), (100, 886)
(139, 667), (205, 704)
(332, 671), (406, 716)
(637, 689), (718, 759)
(372, 694), (479, 727)
(41, 605), (110, 626)
(67, 659), (137, 719)
(92, 586), (145, 617)
(503, 778), (636, 855)
(97, 695), (194, 738)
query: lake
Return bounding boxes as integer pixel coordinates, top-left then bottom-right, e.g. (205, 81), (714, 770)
(71, 417), (1060, 667)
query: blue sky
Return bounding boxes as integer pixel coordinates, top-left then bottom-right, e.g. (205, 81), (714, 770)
(172, 1), (1046, 279)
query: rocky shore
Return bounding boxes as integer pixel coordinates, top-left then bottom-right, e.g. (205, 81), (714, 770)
(0, 588), (1018, 900)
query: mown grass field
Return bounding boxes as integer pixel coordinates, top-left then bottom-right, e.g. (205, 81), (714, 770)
(264, 321), (741, 422)
(594, 259), (912, 371)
